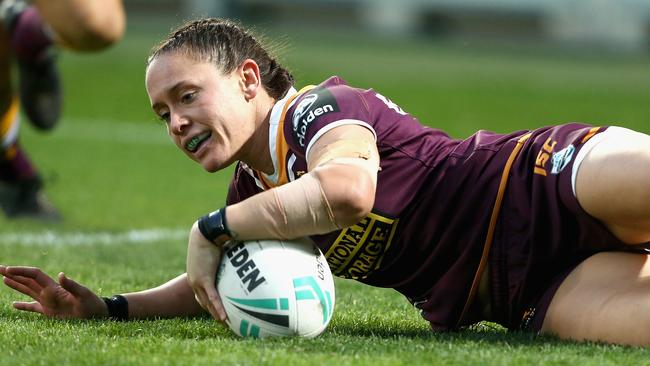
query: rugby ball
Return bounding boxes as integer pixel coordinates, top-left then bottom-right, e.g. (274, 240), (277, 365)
(216, 239), (335, 338)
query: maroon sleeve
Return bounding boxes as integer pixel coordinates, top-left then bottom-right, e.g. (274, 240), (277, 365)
(284, 77), (373, 159)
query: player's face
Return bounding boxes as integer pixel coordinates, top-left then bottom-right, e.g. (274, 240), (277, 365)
(145, 53), (257, 172)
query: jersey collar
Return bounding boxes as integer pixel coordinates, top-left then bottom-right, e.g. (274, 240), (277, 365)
(260, 87), (298, 186)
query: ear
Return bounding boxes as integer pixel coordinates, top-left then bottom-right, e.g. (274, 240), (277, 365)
(239, 59), (261, 101)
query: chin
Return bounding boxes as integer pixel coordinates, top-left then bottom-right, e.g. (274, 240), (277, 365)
(202, 162), (220, 173)
(202, 159), (228, 173)
(199, 153), (237, 173)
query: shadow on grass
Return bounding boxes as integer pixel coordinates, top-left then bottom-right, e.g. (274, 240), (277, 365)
(0, 311), (621, 350)
(328, 319), (569, 348)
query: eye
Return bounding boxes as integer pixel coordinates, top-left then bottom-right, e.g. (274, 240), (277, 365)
(158, 111), (170, 123)
(181, 91), (196, 104)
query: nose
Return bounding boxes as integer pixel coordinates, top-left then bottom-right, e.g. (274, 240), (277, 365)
(169, 113), (189, 135)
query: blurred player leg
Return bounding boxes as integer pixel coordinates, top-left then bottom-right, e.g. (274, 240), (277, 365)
(0, 0), (124, 221)
(541, 252), (650, 346)
(1, 0), (126, 131)
(29, 0), (125, 51)
(0, 23), (59, 221)
(1, 0), (61, 130)
(0, 106), (61, 221)
(574, 127), (650, 244)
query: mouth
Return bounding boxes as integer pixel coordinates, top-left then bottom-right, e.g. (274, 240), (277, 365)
(185, 131), (212, 153)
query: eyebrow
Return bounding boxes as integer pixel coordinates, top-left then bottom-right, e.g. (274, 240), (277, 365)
(151, 81), (188, 111)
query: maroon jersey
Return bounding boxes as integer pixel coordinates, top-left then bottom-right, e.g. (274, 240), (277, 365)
(226, 76), (568, 330)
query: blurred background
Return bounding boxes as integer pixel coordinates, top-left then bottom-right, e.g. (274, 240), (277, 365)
(179, 0), (650, 53)
(0, 0), (649, 347)
(1, 3), (649, 357)
(2, 0), (650, 229)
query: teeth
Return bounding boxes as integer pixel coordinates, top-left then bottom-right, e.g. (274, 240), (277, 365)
(186, 132), (211, 152)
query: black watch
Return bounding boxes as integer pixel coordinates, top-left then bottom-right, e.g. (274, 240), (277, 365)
(197, 207), (233, 243)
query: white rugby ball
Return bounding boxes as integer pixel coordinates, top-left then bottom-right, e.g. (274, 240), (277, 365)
(216, 239), (335, 338)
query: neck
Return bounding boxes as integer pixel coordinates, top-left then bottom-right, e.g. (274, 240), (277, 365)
(240, 93), (276, 175)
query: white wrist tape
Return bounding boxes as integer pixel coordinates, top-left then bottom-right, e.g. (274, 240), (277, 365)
(308, 139), (375, 170)
(228, 173), (340, 241)
(274, 173), (341, 238)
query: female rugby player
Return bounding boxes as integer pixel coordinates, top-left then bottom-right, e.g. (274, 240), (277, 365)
(2, 18), (650, 346)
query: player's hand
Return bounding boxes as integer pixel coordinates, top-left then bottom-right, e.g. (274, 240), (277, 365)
(0, 265), (108, 319)
(186, 221), (227, 322)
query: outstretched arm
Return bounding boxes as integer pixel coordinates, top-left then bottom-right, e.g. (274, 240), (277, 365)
(0, 265), (204, 319)
(124, 273), (205, 319)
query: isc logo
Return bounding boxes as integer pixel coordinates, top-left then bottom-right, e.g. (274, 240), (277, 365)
(534, 137), (557, 176)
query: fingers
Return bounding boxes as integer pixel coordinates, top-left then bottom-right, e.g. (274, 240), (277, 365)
(186, 233), (225, 321)
(2, 266), (56, 288)
(193, 284), (223, 321)
(3, 276), (39, 299)
(204, 283), (227, 322)
(13, 301), (45, 315)
(2, 270), (44, 296)
(193, 288), (209, 313)
(193, 279), (226, 322)
(194, 293), (207, 310)
(58, 272), (87, 298)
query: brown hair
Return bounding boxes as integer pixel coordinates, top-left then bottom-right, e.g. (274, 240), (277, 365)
(148, 18), (294, 100)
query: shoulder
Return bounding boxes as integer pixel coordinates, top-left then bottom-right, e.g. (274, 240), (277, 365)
(291, 76), (368, 126)
(285, 76), (375, 152)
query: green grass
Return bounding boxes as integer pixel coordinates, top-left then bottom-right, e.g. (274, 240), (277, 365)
(2, 18), (650, 365)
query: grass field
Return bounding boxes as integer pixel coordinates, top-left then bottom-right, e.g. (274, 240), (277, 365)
(2, 17), (650, 365)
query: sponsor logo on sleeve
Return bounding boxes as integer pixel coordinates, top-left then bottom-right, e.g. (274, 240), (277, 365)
(291, 89), (339, 148)
(325, 212), (399, 280)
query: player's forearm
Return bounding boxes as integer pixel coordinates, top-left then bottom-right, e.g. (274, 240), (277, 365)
(226, 163), (376, 241)
(121, 273), (205, 319)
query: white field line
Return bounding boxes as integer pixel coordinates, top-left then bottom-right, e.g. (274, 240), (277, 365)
(0, 228), (187, 246)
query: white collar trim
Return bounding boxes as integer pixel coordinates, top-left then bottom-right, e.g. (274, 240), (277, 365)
(261, 87), (297, 184)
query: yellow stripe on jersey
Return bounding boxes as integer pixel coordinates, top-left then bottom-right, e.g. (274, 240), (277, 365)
(257, 85), (317, 189)
(581, 127), (601, 144)
(1, 97), (19, 138)
(457, 132), (533, 327)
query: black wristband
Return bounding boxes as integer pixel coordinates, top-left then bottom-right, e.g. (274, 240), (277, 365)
(197, 207), (232, 243)
(102, 295), (129, 321)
